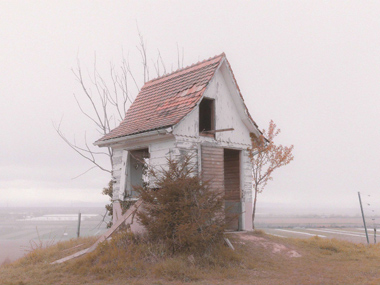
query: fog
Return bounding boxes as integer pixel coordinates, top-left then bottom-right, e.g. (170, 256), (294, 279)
(1, 1), (380, 216)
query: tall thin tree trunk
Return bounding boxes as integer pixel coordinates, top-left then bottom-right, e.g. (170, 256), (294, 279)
(252, 187), (258, 229)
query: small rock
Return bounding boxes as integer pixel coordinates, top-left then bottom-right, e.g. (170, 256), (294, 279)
(287, 250), (302, 258)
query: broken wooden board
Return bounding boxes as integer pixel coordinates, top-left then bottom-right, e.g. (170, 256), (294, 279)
(51, 199), (143, 264)
(51, 248), (89, 264)
(86, 199), (142, 253)
(224, 237), (235, 250)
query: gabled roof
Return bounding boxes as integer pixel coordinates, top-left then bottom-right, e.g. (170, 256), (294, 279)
(96, 53), (258, 144)
(97, 53), (225, 143)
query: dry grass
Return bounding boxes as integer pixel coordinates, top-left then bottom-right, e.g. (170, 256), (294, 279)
(0, 236), (98, 285)
(2, 230), (380, 284)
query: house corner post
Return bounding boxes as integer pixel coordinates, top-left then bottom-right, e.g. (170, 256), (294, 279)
(113, 201), (122, 225)
(244, 202), (253, 231)
(112, 149), (129, 224)
(242, 150), (254, 231)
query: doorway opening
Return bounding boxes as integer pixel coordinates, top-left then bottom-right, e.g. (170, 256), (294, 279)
(127, 148), (149, 198)
(224, 149), (241, 231)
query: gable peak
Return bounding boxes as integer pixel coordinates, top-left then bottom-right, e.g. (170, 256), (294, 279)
(143, 53), (225, 89)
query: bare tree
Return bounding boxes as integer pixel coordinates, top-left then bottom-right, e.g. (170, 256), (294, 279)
(54, 32), (184, 226)
(54, 55), (136, 177)
(54, 33), (184, 177)
(248, 120), (294, 229)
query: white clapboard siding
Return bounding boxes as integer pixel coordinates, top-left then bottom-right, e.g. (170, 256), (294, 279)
(118, 150), (129, 200)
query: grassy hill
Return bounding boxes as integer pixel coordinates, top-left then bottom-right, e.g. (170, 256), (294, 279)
(1, 230), (380, 284)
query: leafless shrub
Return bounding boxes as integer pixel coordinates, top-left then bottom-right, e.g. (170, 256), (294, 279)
(22, 227), (56, 254)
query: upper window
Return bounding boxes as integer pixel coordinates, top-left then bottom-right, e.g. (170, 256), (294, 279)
(199, 98), (215, 137)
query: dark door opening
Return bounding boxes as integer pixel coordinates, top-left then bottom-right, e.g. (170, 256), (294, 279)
(128, 148), (149, 198)
(224, 149), (241, 231)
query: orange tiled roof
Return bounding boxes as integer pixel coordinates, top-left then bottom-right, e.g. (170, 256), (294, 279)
(98, 53), (225, 142)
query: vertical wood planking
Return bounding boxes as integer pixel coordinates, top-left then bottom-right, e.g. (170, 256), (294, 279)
(201, 145), (224, 192)
(224, 149), (241, 201)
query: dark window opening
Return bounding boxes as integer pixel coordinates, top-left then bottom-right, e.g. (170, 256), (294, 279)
(199, 98), (215, 136)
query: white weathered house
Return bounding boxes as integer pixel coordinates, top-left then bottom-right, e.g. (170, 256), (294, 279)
(95, 53), (261, 231)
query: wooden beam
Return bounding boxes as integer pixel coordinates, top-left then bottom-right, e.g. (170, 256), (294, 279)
(51, 199), (143, 264)
(202, 128), (234, 134)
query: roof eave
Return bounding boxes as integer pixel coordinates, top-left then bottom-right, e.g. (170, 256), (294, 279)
(217, 58), (261, 137)
(94, 127), (174, 148)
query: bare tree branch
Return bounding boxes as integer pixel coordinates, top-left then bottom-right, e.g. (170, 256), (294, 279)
(72, 93), (103, 131)
(136, 23), (149, 83)
(53, 120), (111, 174)
(58, 49), (147, 177)
(73, 59), (106, 132)
(177, 43), (180, 70)
(126, 57), (141, 93)
(158, 50), (167, 75)
(71, 166), (98, 180)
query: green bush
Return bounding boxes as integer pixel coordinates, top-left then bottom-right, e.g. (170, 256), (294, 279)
(136, 155), (226, 254)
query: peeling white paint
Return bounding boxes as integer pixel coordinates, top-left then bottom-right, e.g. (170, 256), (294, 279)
(108, 63), (257, 230)
(173, 66), (254, 145)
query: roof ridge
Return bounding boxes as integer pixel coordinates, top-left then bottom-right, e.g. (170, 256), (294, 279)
(96, 53), (232, 143)
(143, 53), (225, 87)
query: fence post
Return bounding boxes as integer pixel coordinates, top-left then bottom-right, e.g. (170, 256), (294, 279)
(358, 192), (369, 245)
(77, 212), (81, 238)
(374, 228), (376, 244)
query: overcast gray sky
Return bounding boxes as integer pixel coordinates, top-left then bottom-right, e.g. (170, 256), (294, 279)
(1, 1), (380, 214)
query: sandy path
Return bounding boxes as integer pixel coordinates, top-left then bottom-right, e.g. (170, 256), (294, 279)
(238, 234), (302, 258)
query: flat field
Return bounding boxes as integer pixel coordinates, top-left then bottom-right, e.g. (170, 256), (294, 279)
(2, 230), (380, 284)
(1, 207), (377, 266)
(0, 207), (108, 264)
(256, 214), (378, 244)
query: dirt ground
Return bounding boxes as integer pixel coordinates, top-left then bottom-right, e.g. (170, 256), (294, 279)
(2, 231), (380, 284)
(237, 233), (302, 258)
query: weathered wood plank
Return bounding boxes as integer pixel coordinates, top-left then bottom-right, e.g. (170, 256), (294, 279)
(201, 145), (224, 193)
(51, 199), (143, 265)
(224, 149), (241, 212)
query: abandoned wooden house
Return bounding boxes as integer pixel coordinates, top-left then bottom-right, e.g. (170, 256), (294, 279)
(95, 53), (261, 231)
